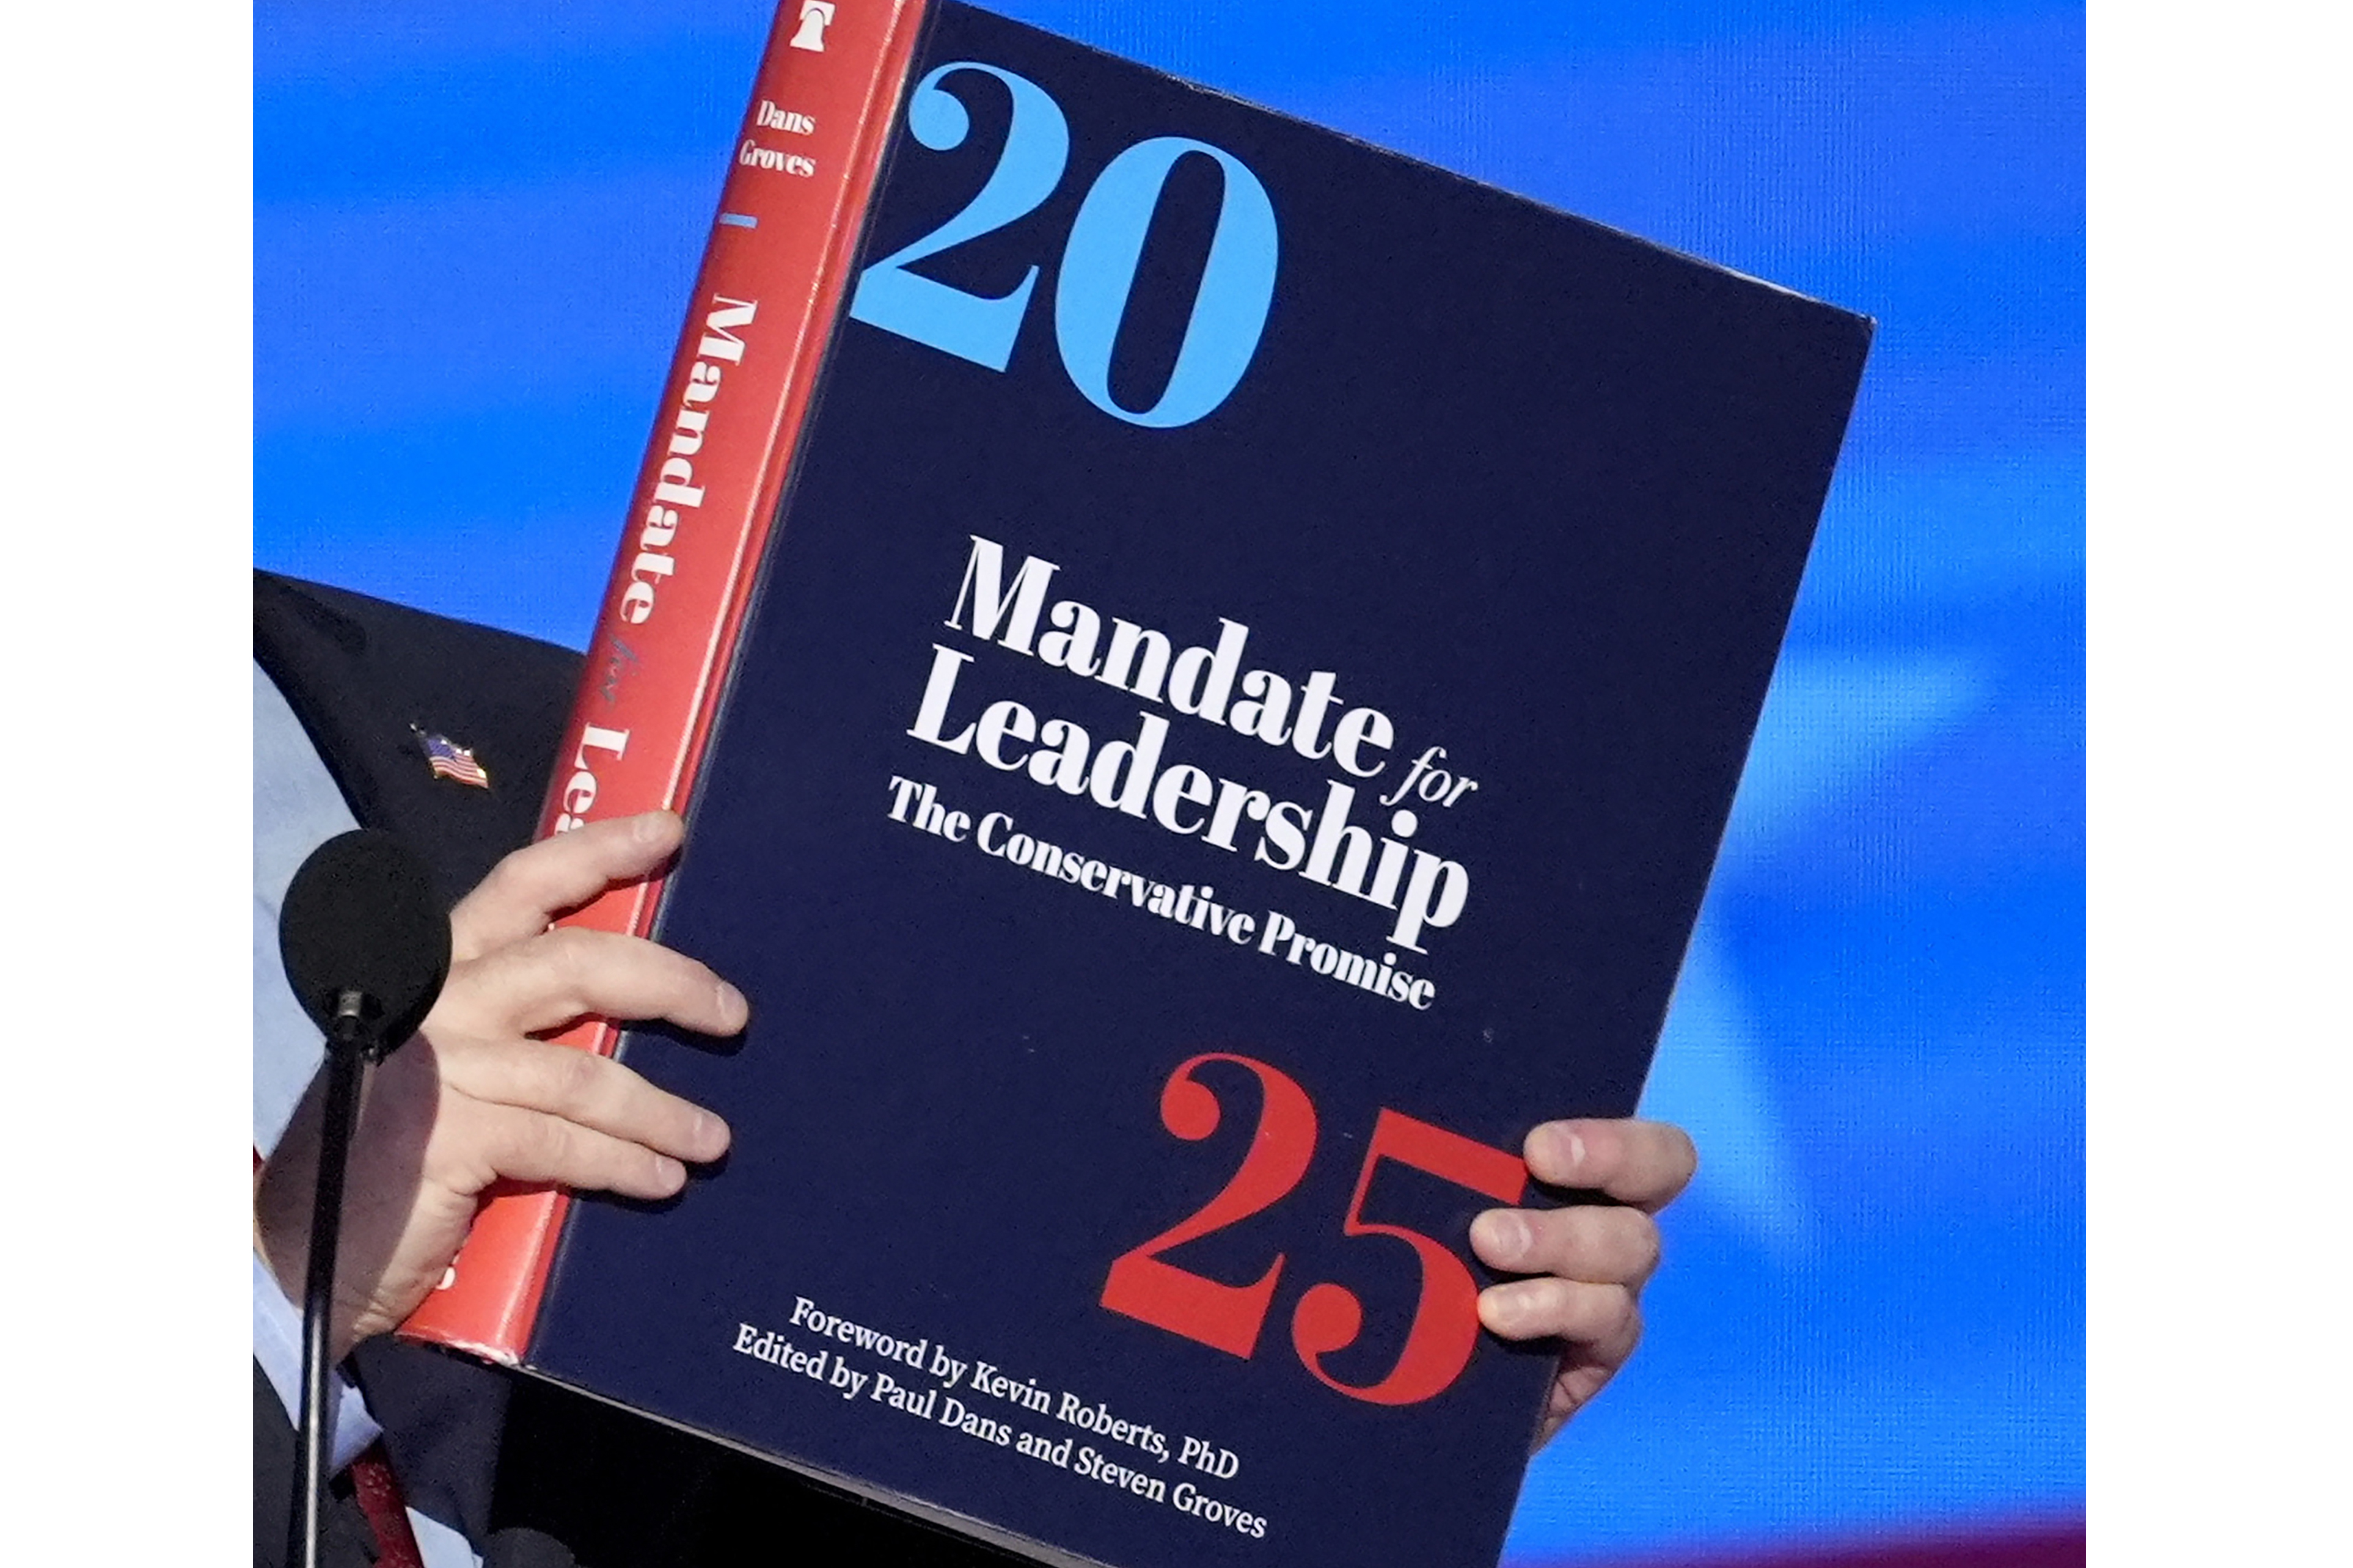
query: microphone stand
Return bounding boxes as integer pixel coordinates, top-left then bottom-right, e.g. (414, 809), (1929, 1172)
(293, 991), (377, 1568)
(274, 826), (448, 1568)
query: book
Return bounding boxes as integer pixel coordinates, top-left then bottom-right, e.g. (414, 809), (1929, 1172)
(400, 2), (1872, 1565)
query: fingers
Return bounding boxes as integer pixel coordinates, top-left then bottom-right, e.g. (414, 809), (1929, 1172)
(449, 1037), (731, 1167)
(1476, 1275), (1642, 1351)
(1520, 1118), (1696, 1213)
(423, 813), (748, 1210)
(1467, 1116), (1689, 1399)
(453, 926), (750, 1039)
(450, 1099), (702, 1203)
(425, 919), (742, 1194)
(450, 811), (686, 960)
(1469, 1202), (1661, 1289)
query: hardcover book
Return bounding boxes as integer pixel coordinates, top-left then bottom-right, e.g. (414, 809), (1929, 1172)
(400, 3), (1872, 1565)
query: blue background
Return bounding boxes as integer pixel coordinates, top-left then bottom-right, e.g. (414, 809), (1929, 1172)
(254, 2), (2084, 1561)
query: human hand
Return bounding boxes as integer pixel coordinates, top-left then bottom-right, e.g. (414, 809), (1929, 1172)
(1469, 1118), (1697, 1448)
(254, 811), (744, 1361)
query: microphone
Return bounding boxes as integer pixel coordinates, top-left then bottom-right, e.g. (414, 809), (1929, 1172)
(279, 827), (452, 1059)
(275, 829), (451, 1568)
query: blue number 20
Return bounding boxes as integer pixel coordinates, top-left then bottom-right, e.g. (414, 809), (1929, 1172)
(847, 63), (1067, 373)
(1055, 139), (1277, 429)
(847, 62), (1279, 429)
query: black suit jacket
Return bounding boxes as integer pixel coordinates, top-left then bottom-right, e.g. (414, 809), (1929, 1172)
(254, 572), (1012, 1567)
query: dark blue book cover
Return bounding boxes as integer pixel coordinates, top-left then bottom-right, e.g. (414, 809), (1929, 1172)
(521, 4), (1870, 1564)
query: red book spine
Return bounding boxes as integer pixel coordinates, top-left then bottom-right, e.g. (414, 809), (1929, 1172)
(401, 0), (931, 1363)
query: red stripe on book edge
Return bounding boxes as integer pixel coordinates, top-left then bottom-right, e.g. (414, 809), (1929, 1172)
(397, 0), (935, 1363)
(667, 6), (933, 833)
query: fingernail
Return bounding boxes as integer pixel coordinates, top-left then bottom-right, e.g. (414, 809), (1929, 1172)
(653, 1155), (686, 1190)
(695, 1110), (731, 1158)
(718, 981), (749, 1028)
(1480, 1283), (1531, 1336)
(1473, 1209), (1529, 1264)
(1538, 1125), (1587, 1176)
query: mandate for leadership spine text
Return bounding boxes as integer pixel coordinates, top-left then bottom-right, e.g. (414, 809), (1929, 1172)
(400, 0), (933, 1364)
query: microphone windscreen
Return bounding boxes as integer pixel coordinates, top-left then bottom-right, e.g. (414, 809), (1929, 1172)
(278, 828), (452, 1052)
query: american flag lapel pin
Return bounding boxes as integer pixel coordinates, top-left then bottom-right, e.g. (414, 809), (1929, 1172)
(412, 724), (492, 789)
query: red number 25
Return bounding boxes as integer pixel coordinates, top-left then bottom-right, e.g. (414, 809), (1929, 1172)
(1099, 1052), (1527, 1407)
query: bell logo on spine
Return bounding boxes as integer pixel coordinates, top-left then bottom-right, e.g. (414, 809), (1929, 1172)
(790, 1), (835, 52)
